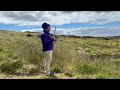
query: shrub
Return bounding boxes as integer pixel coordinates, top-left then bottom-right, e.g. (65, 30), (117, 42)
(75, 64), (100, 75)
(16, 64), (39, 75)
(0, 60), (23, 74)
(51, 65), (64, 73)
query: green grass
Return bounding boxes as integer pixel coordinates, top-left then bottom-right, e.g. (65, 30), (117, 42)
(0, 30), (120, 79)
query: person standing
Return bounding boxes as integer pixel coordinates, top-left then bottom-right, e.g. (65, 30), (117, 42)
(40, 23), (57, 76)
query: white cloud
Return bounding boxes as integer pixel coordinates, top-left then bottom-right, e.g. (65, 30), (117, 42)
(21, 28), (68, 35)
(21, 26), (120, 37)
(66, 27), (120, 37)
(0, 11), (120, 26)
(21, 29), (43, 32)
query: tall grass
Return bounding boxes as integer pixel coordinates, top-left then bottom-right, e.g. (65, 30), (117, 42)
(0, 30), (120, 79)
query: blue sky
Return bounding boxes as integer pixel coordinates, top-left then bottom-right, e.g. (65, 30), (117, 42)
(1, 21), (120, 32)
(0, 11), (120, 36)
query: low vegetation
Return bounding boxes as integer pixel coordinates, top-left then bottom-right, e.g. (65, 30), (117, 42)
(0, 30), (120, 79)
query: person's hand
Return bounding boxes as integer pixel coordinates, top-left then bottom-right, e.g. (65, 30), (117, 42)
(54, 38), (57, 41)
(52, 36), (57, 41)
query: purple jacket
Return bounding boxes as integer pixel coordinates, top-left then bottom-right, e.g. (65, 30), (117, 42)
(40, 32), (55, 52)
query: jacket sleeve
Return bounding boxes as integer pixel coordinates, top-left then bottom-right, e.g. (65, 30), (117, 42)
(41, 34), (54, 45)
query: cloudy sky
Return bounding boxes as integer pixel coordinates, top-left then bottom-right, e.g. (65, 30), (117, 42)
(0, 11), (120, 36)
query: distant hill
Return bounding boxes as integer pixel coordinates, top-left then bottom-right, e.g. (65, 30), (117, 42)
(60, 35), (120, 38)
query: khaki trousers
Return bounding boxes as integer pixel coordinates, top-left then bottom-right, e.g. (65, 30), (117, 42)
(44, 50), (53, 74)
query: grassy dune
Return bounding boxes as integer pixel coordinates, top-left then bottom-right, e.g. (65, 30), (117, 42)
(0, 30), (120, 79)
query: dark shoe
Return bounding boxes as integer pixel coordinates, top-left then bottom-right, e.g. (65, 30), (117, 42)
(45, 72), (54, 76)
(50, 72), (54, 75)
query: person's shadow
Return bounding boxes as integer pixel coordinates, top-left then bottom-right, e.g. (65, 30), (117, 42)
(49, 74), (58, 79)
(40, 72), (58, 79)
